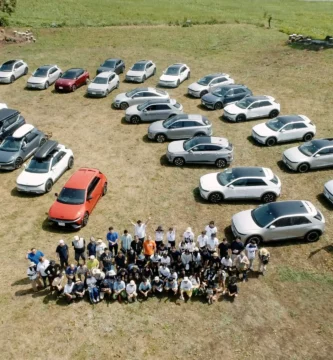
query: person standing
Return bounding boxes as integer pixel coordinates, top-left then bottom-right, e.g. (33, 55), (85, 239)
(143, 236), (156, 260)
(96, 239), (107, 260)
(155, 225), (164, 249)
(166, 227), (176, 248)
(87, 237), (97, 258)
(206, 233), (219, 254)
(56, 240), (69, 270)
(45, 260), (60, 286)
(100, 248), (113, 272)
(129, 217), (151, 243)
(72, 235), (86, 265)
(218, 238), (230, 259)
(27, 262), (42, 292)
(245, 240), (258, 270)
(36, 256), (50, 288)
(183, 227), (194, 242)
(230, 237), (244, 263)
(258, 248), (270, 275)
(120, 230), (132, 254)
(106, 227), (119, 256)
(26, 248), (44, 265)
(197, 230), (208, 252)
(235, 252), (250, 282)
(205, 221), (217, 240)
(63, 279), (75, 304)
(115, 251), (126, 269)
(131, 235), (143, 255)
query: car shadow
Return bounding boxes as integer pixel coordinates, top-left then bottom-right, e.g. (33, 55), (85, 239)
(142, 134), (153, 143)
(219, 115), (232, 124)
(246, 135), (261, 147)
(41, 218), (79, 234)
(120, 117), (132, 125)
(308, 243), (333, 258)
(160, 155), (231, 170)
(276, 160), (294, 173)
(196, 103), (212, 111)
(316, 193), (333, 211)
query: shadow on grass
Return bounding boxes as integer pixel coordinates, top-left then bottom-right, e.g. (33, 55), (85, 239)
(276, 160), (294, 173)
(308, 243), (333, 259)
(15, 288), (36, 296)
(246, 135), (261, 147)
(10, 187), (42, 198)
(120, 117), (135, 125)
(12, 278), (30, 286)
(316, 193), (333, 211)
(41, 218), (79, 234)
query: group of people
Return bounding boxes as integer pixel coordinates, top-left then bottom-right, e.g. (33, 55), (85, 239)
(26, 219), (271, 305)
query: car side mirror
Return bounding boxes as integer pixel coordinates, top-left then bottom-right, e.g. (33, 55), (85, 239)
(188, 150), (193, 153)
(51, 166), (55, 171)
(269, 225), (276, 229)
(228, 185), (234, 189)
(280, 129), (285, 132)
(87, 195), (93, 201)
(143, 109), (147, 113)
(23, 163), (27, 168)
(21, 144), (26, 150)
(314, 154), (320, 157)
(55, 193), (58, 197)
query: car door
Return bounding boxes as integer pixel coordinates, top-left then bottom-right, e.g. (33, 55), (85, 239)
(15, 62), (24, 77)
(151, 104), (172, 121)
(277, 123), (296, 142)
(246, 101), (261, 118)
(208, 78), (220, 92)
(182, 120), (199, 137)
(245, 178), (269, 198)
(131, 92), (144, 105)
(223, 89), (236, 105)
(108, 74), (115, 91)
(265, 217), (293, 241)
(233, 88), (247, 102)
(51, 151), (67, 180)
(86, 176), (102, 212)
(48, 67), (58, 83)
(167, 120), (185, 139)
(224, 178), (249, 199)
(143, 91), (159, 102)
(21, 133), (37, 159)
(179, 67), (186, 82)
(1, 116), (17, 139)
(293, 122), (309, 139)
(146, 62), (153, 77)
(257, 100), (273, 117)
(115, 60), (122, 74)
(289, 216), (313, 238)
(184, 145), (206, 163)
(313, 147), (333, 168)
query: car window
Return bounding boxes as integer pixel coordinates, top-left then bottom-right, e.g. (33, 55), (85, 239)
(132, 93), (143, 98)
(77, 69), (84, 77)
(144, 92), (158, 97)
(169, 121), (184, 129)
(293, 122), (307, 129)
(155, 104), (171, 110)
(87, 176), (101, 197)
(25, 132), (38, 143)
(204, 145), (222, 151)
(192, 145), (206, 151)
(219, 77), (227, 82)
(49, 67), (57, 74)
(260, 101), (272, 107)
(15, 62), (22, 69)
(249, 102), (260, 109)
(184, 121), (200, 127)
(147, 63), (152, 68)
(246, 179), (267, 186)
(117, 60), (121, 66)
(317, 148), (332, 156)
(231, 179), (247, 186)
(234, 88), (245, 94)
(180, 67), (186, 73)
(290, 216), (311, 225)
(283, 124), (294, 131)
(4, 117), (16, 128)
(271, 217), (292, 227)
(226, 90), (234, 96)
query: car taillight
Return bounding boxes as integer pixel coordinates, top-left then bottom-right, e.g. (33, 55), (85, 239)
(314, 210), (322, 221)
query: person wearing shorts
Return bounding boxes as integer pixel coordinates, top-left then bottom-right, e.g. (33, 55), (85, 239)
(164, 276), (178, 296)
(179, 277), (193, 300)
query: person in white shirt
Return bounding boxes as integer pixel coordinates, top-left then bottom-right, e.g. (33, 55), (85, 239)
(192, 248), (202, 270)
(155, 225), (164, 249)
(181, 249), (192, 271)
(205, 221), (217, 240)
(36, 256), (50, 288)
(159, 264), (171, 279)
(86, 273), (100, 303)
(245, 240), (258, 270)
(27, 262), (42, 292)
(126, 280), (137, 302)
(63, 279), (75, 303)
(166, 227), (176, 248)
(197, 230), (208, 251)
(160, 251), (171, 266)
(96, 239), (107, 260)
(206, 233), (219, 254)
(179, 277), (193, 300)
(129, 217), (151, 242)
(183, 227), (194, 242)
(186, 239), (195, 253)
(221, 255), (233, 274)
(179, 240), (187, 253)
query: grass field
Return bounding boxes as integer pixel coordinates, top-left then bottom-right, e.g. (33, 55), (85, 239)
(0, 23), (333, 359)
(8, 0), (333, 36)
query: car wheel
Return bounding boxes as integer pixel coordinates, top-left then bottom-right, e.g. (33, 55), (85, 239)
(141, 75), (146, 83)
(82, 212), (89, 227)
(187, 72), (191, 80)
(120, 102), (129, 110)
(67, 156), (74, 169)
(208, 192), (224, 203)
(194, 132), (206, 137)
(303, 132), (313, 142)
(10, 75), (15, 83)
(24, 67), (28, 75)
(116, 81), (119, 89)
(44, 81), (49, 89)
(214, 102), (223, 110)
(246, 235), (262, 245)
(15, 157), (23, 169)
(72, 84), (77, 92)
(176, 80), (180, 87)
(173, 157), (185, 166)
(200, 90), (208, 97)
(305, 230), (320, 243)
(269, 109), (279, 118)
(102, 182), (108, 196)
(261, 192), (277, 203)
(236, 114), (246, 122)
(130, 115), (141, 124)
(45, 179), (53, 193)
(266, 137), (277, 147)
(40, 138), (47, 147)
(215, 158), (227, 168)
(297, 163), (310, 173)
(156, 134), (166, 143)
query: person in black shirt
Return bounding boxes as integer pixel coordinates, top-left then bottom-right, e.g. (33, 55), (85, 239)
(169, 246), (181, 264)
(100, 248), (113, 272)
(115, 251), (126, 269)
(87, 237), (97, 258)
(201, 248), (211, 267)
(45, 260), (60, 286)
(73, 279), (85, 301)
(230, 237), (244, 263)
(55, 240), (69, 270)
(225, 276), (238, 301)
(131, 237), (143, 255)
(218, 238), (229, 259)
(142, 263), (153, 280)
(209, 252), (221, 269)
(136, 254), (146, 269)
(127, 248), (136, 265)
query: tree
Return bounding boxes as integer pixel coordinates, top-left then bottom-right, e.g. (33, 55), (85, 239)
(0, 0), (17, 15)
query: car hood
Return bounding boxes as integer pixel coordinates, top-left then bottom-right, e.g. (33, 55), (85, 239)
(0, 150), (17, 163)
(200, 172), (220, 190)
(97, 66), (114, 74)
(49, 201), (85, 221)
(0, 71), (12, 77)
(127, 70), (143, 77)
(252, 123), (276, 137)
(114, 93), (128, 102)
(325, 180), (333, 193)
(27, 76), (46, 84)
(224, 103), (240, 114)
(232, 209), (261, 234)
(160, 74), (178, 82)
(88, 83), (107, 91)
(202, 93), (222, 102)
(148, 120), (166, 133)
(125, 104), (140, 115)
(56, 79), (75, 86)
(16, 170), (49, 186)
(283, 146), (308, 162)
(167, 140), (186, 154)
(188, 82), (205, 92)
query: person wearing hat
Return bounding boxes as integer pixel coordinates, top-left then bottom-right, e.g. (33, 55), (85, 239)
(45, 260), (60, 286)
(100, 247), (113, 272)
(206, 233), (219, 255)
(197, 230), (208, 252)
(164, 276), (178, 296)
(136, 253), (146, 269)
(179, 277), (193, 301)
(258, 248), (270, 275)
(131, 235), (143, 256)
(245, 239), (258, 271)
(129, 217), (151, 243)
(87, 255), (99, 271)
(183, 227), (194, 243)
(27, 262), (42, 292)
(106, 226), (119, 256)
(26, 248), (44, 265)
(87, 237), (97, 258)
(138, 277), (152, 299)
(181, 249), (192, 272)
(36, 256), (50, 288)
(142, 262), (153, 281)
(72, 235), (86, 265)
(126, 280), (137, 302)
(155, 225), (164, 249)
(205, 221), (217, 240)
(235, 252), (250, 282)
(96, 238), (107, 260)
(160, 251), (171, 267)
(210, 252), (221, 268)
(51, 271), (66, 296)
(86, 272), (100, 303)
(127, 248), (136, 265)
(55, 240), (69, 270)
(63, 278), (75, 303)
(76, 263), (88, 282)
(152, 276), (164, 295)
(112, 277), (126, 302)
(99, 274), (114, 301)
(143, 235), (156, 260)
(166, 226), (176, 248)
(120, 230), (132, 254)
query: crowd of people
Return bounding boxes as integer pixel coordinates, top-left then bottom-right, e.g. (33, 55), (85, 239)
(26, 219), (271, 305)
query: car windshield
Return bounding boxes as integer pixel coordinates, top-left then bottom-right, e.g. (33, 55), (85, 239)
(266, 118), (285, 131)
(102, 60), (116, 68)
(131, 63), (145, 71)
(236, 97), (253, 109)
(298, 141), (320, 156)
(217, 169), (234, 186)
(197, 75), (215, 86)
(165, 66), (180, 76)
(183, 137), (203, 151)
(251, 204), (277, 228)
(125, 89), (139, 97)
(163, 116), (178, 128)
(61, 70), (78, 79)
(33, 68), (49, 77)
(0, 63), (13, 72)
(0, 137), (21, 152)
(25, 158), (50, 173)
(212, 87), (229, 97)
(57, 187), (85, 205)
(93, 77), (108, 84)
(137, 102), (149, 111)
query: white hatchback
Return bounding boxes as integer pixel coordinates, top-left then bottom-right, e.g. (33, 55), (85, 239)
(159, 63), (190, 88)
(199, 166), (281, 203)
(27, 65), (62, 90)
(87, 71), (119, 97)
(323, 180), (333, 205)
(252, 115), (316, 146)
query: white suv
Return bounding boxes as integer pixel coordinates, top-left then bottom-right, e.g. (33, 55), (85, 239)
(199, 167), (281, 203)
(323, 180), (333, 205)
(125, 60), (156, 83)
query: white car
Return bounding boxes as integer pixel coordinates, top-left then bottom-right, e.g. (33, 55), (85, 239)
(199, 166), (281, 203)
(27, 65), (62, 90)
(323, 180), (333, 205)
(0, 59), (28, 84)
(223, 96), (280, 122)
(87, 71), (119, 97)
(187, 73), (235, 98)
(16, 140), (74, 194)
(0, 103), (7, 110)
(125, 60), (156, 83)
(159, 63), (190, 88)
(252, 115), (316, 146)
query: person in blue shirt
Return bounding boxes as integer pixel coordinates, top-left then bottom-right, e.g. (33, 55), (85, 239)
(106, 226), (119, 256)
(87, 237), (97, 257)
(65, 264), (77, 280)
(26, 248), (44, 265)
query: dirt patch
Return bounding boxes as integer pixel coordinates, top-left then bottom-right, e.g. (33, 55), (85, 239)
(0, 27), (36, 44)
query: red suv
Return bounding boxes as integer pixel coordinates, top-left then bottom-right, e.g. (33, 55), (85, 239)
(55, 68), (90, 92)
(48, 168), (107, 229)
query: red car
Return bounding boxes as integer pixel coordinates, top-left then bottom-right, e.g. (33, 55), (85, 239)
(54, 68), (90, 92)
(48, 168), (107, 229)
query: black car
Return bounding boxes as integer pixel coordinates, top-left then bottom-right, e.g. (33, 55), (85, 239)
(201, 84), (252, 110)
(0, 108), (26, 142)
(96, 58), (125, 75)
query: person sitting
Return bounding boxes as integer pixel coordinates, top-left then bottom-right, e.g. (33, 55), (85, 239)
(118, 267), (129, 283)
(138, 277), (152, 299)
(99, 275), (113, 301)
(181, 249), (192, 273)
(169, 246), (181, 264)
(152, 276), (164, 295)
(158, 242), (167, 256)
(158, 263), (171, 280)
(127, 248), (136, 265)
(87, 255), (99, 271)
(77, 263), (88, 282)
(65, 264), (77, 281)
(206, 284), (217, 305)
(192, 248), (202, 271)
(189, 273), (200, 296)
(179, 277), (193, 301)
(45, 260), (60, 287)
(63, 279), (75, 304)
(164, 276), (178, 296)
(86, 272), (100, 304)
(136, 254), (146, 269)
(126, 280), (137, 303)
(51, 271), (66, 296)
(225, 276), (239, 301)
(142, 263), (153, 281)
(112, 277), (127, 302)
(72, 279), (85, 301)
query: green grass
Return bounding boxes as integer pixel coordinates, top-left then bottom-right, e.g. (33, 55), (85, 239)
(8, 0), (333, 36)
(278, 267), (333, 286)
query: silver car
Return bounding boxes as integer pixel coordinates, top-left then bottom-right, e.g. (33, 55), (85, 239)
(27, 65), (62, 90)
(148, 114), (212, 143)
(113, 87), (169, 110)
(0, 59), (29, 84)
(323, 180), (333, 205)
(125, 99), (183, 124)
(125, 60), (156, 83)
(231, 200), (325, 244)
(283, 138), (333, 173)
(167, 136), (233, 167)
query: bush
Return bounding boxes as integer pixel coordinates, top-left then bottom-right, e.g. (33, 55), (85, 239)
(0, 13), (9, 26)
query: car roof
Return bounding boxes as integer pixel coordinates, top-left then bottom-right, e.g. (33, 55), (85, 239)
(38, 65), (55, 70)
(204, 73), (227, 77)
(312, 138), (333, 148)
(266, 200), (309, 218)
(132, 87), (149, 92)
(190, 136), (228, 146)
(136, 60), (150, 64)
(218, 84), (247, 90)
(143, 99), (172, 105)
(0, 108), (20, 121)
(2, 59), (20, 65)
(169, 63), (184, 68)
(275, 115), (304, 124)
(104, 58), (120, 62)
(12, 124), (34, 138)
(65, 168), (100, 189)
(246, 96), (270, 102)
(232, 167), (266, 178)
(65, 68), (84, 72)
(96, 71), (115, 78)
(34, 140), (59, 159)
